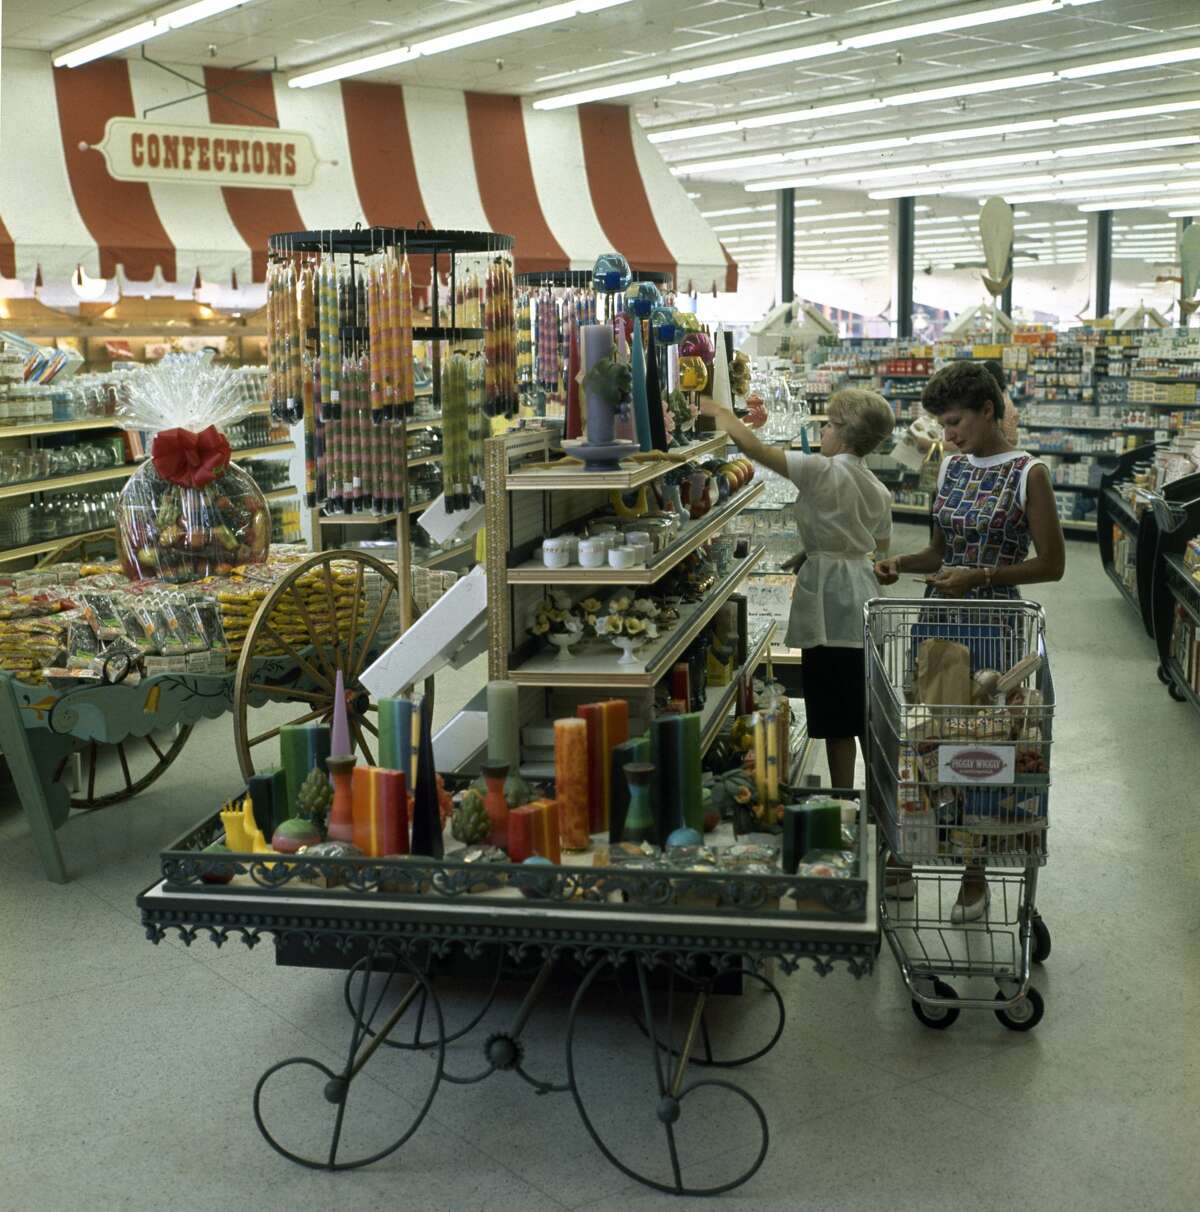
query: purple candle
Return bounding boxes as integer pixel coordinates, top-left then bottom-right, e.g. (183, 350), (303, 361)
(582, 323), (615, 447)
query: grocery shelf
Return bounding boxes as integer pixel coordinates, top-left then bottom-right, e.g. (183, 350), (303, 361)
(506, 480), (764, 586)
(263, 487), (298, 502)
(0, 528), (114, 564)
(420, 541), (474, 569)
(231, 442), (294, 459)
(0, 418), (120, 438)
(507, 545), (763, 688)
(505, 433), (726, 491)
(0, 461), (137, 499)
(408, 453), (443, 468)
(406, 416), (443, 431)
(318, 512), (399, 525)
(698, 621), (774, 754)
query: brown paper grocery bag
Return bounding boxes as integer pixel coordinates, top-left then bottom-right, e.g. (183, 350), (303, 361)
(917, 638), (972, 707)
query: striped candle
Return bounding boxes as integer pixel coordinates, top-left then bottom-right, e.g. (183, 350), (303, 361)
(554, 719), (590, 852)
(378, 697), (414, 787)
(525, 798), (562, 863)
(577, 699), (629, 836)
(379, 769), (409, 855)
(351, 766), (382, 856)
(279, 724), (331, 820)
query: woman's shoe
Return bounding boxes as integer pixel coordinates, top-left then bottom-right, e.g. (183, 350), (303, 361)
(949, 880), (990, 924)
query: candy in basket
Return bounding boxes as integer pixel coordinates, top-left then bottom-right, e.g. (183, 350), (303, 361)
(115, 356), (270, 583)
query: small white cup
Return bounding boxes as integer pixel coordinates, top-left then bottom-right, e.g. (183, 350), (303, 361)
(543, 537), (571, 568)
(578, 537), (606, 567)
(608, 545), (638, 569)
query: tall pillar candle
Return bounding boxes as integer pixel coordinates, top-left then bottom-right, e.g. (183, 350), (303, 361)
(246, 768), (288, 836)
(279, 724), (331, 818)
(630, 315), (651, 452)
(679, 712), (704, 833)
(565, 323), (582, 440)
(486, 680), (520, 772)
(379, 769), (409, 855)
(581, 323), (615, 446)
(649, 717), (685, 847)
(378, 697), (414, 786)
(554, 718), (591, 852)
(752, 712), (769, 813)
(410, 694), (443, 858)
(525, 798), (561, 863)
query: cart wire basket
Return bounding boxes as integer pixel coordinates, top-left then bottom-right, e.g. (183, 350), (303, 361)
(864, 597), (1054, 1032)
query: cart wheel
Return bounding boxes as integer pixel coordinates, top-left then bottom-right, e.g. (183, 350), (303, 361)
(233, 549), (433, 781)
(1156, 663), (1170, 685)
(1031, 915), (1051, 964)
(911, 980), (960, 1030)
(1168, 681), (1188, 703)
(52, 725), (194, 810)
(995, 986), (1044, 1031)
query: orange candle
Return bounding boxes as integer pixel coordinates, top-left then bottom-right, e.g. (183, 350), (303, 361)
(525, 798), (561, 863)
(554, 719), (590, 852)
(379, 769), (408, 855)
(508, 804), (538, 863)
(352, 765), (381, 856)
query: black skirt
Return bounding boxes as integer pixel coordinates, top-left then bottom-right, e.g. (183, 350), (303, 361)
(801, 645), (866, 739)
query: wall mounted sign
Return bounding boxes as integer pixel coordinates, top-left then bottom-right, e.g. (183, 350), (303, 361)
(94, 117), (318, 188)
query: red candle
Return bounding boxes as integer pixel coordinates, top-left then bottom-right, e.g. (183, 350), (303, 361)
(508, 805), (538, 863)
(379, 769), (408, 855)
(671, 663), (691, 708)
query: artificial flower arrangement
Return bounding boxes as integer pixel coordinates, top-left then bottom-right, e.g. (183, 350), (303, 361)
(594, 590), (663, 664)
(529, 589), (585, 659)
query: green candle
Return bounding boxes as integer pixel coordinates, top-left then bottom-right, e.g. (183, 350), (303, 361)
(279, 724), (331, 819)
(609, 736), (649, 843)
(680, 711), (703, 833)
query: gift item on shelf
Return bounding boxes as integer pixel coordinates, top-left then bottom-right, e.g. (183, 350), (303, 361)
(114, 356), (270, 583)
(554, 717), (590, 852)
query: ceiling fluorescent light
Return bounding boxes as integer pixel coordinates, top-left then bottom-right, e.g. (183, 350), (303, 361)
(1168, 209), (1200, 217)
(542, 0), (1087, 112)
(711, 221), (777, 231)
(290, 0), (634, 88)
(883, 72), (1058, 108)
(54, 1), (252, 67)
(1058, 99), (1200, 124)
(1059, 45), (1200, 78)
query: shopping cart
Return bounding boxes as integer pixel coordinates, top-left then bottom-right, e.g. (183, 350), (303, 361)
(864, 598), (1053, 1032)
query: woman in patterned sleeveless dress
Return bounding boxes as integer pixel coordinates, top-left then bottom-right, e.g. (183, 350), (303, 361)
(874, 362), (1065, 920)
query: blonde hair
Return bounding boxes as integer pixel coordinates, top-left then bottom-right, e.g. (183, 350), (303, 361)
(827, 387), (895, 456)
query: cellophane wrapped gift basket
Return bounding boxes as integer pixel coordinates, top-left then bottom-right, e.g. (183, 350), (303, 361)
(116, 355), (271, 583)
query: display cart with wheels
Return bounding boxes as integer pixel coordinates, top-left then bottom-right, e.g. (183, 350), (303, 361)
(864, 597), (1054, 1031)
(138, 808), (879, 1195)
(1148, 492), (1200, 711)
(0, 546), (440, 883)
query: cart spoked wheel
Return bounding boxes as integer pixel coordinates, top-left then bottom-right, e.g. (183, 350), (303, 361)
(995, 986), (1044, 1032)
(911, 980), (960, 1030)
(51, 725), (194, 810)
(253, 948), (443, 1170)
(342, 944), (505, 1052)
(618, 961), (786, 1069)
(568, 957), (769, 1196)
(233, 549), (433, 781)
(1031, 914), (1051, 964)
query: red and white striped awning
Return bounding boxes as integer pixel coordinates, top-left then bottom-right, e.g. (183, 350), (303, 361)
(0, 50), (735, 295)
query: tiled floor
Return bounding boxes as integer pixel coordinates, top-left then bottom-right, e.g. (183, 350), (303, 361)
(2, 524), (1198, 1210)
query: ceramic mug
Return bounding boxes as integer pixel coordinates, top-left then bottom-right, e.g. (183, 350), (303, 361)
(608, 545), (638, 569)
(578, 537), (606, 567)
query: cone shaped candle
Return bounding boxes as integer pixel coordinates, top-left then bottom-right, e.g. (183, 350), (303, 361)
(410, 694), (443, 857)
(331, 668), (352, 760)
(630, 317), (651, 453)
(645, 321), (668, 452)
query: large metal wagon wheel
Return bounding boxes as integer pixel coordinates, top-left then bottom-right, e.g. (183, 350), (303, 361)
(233, 549), (432, 781)
(51, 724), (194, 810)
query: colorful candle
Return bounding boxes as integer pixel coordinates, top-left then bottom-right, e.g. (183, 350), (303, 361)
(649, 717), (685, 847)
(630, 314), (651, 452)
(679, 711), (703, 833)
(609, 735), (650, 844)
(670, 663), (691, 709)
(581, 323), (615, 446)
(525, 798), (561, 863)
(753, 711), (768, 812)
(621, 762), (656, 844)
(554, 718), (590, 852)
(331, 667), (352, 758)
(486, 680), (520, 772)
(378, 696), (414, 787)
(410, 694), (443, 857)
(379, 769), (408, 855)
(246, 767), (287, 837)
(508, 804), (538, 863)
(481, 761), (510, 851)
(351, 765), (381, 856)
(279, 724), (331, 818)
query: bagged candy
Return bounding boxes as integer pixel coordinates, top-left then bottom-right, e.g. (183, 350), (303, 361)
(115, 355), (270, 583)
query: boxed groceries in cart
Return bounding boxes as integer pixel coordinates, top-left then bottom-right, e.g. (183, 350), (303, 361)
(866, 600), (1053, 866)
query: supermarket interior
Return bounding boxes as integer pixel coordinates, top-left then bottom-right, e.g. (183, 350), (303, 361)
(0, 1), (1198, 1208)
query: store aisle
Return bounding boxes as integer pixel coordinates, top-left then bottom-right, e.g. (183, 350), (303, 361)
(1, 529), (1197, 1211)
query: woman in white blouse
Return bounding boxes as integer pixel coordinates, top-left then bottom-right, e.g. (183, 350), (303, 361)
(700, 388), (896, 788)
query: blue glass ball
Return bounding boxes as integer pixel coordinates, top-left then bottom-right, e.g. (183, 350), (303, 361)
(666, 827), (704, 848)
(651, 305), (683, 345)
(626, 280), (661, 317)
(592, 253), (632, 294)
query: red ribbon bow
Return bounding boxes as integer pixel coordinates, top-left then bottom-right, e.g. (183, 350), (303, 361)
(151, 425), (231, 489)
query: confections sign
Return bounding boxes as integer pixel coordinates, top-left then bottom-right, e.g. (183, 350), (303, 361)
(94, 117), (318, 187)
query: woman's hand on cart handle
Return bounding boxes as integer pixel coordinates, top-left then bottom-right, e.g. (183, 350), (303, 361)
(874, 556), (902, 585)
